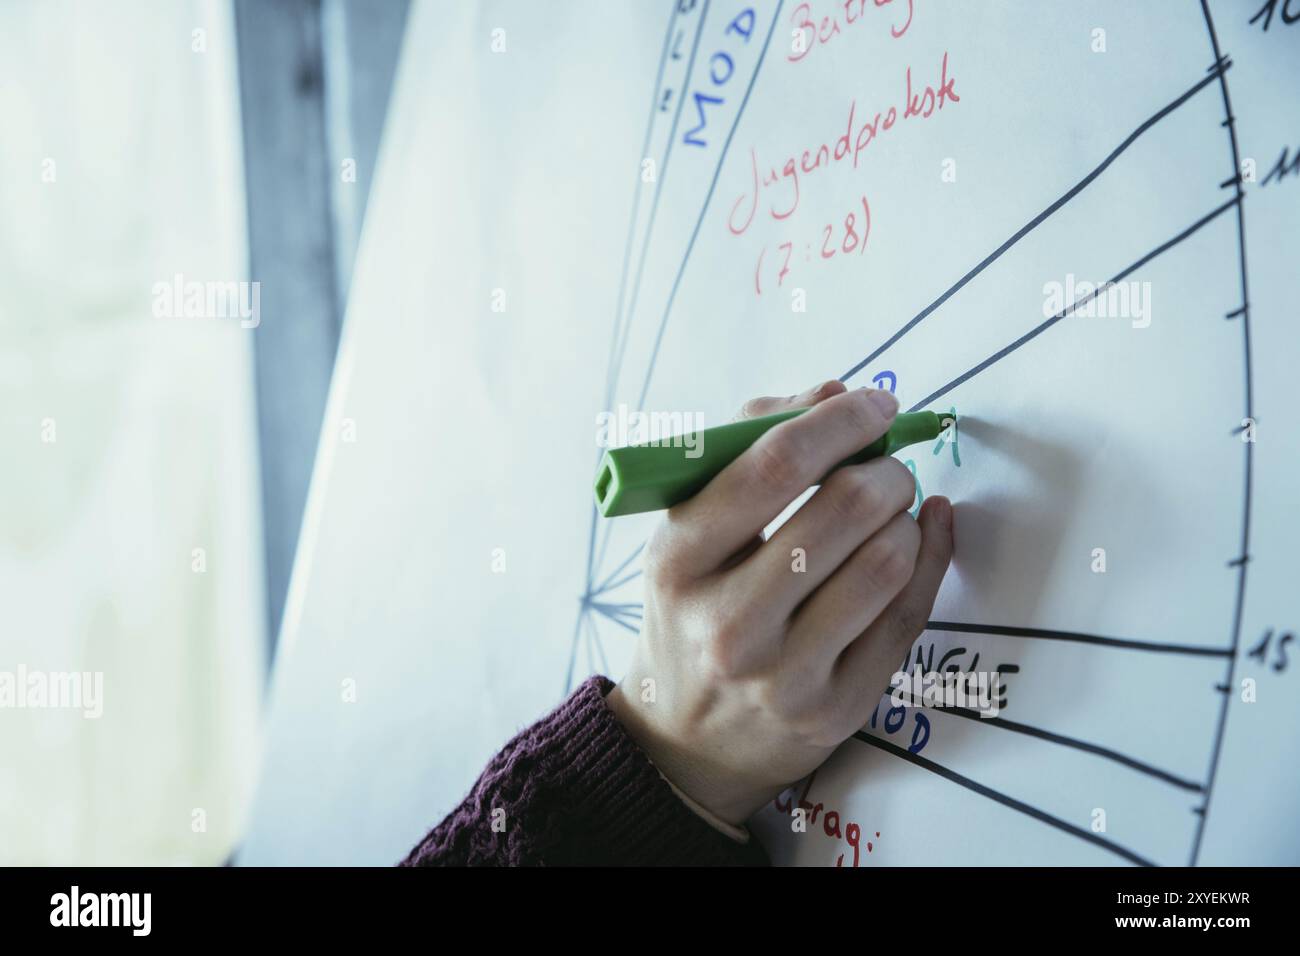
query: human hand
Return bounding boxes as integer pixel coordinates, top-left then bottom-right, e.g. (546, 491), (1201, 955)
(606, 380), (954, 825)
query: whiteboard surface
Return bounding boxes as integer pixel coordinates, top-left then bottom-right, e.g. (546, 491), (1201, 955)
(241, 0), (1300, 866)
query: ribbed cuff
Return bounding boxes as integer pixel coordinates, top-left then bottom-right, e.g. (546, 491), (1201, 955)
(539, 676), (769, 866)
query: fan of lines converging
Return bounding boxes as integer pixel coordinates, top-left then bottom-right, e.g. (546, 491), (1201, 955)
(567, 0), (1253, 867)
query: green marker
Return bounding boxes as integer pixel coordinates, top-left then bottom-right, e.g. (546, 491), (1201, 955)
(594, 405), (955, 517)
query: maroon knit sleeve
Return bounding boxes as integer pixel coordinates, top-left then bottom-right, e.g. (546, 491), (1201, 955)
(399, 676), (769, 866)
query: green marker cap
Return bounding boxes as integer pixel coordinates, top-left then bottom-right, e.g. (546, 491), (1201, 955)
(594, 406), (954, 517)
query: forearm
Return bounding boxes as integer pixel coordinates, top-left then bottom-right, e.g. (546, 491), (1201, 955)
(399, 677), (769, 866)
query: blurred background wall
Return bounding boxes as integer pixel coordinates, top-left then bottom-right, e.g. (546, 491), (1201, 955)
(0, 0), (409, 864)
(235, 0), (409, 651)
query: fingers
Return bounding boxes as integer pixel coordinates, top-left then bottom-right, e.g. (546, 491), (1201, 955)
(883, 497), (954, 642)
(786, 511), (920, 674)
(742, 456), (917, 614)
(716, 532), (765, 573)
(733, 379), (846, 421)
(828, 496), (954, 715)
(664, 386), (899, 579)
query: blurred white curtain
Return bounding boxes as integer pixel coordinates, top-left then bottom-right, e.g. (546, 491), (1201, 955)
(0, 0), (265, 863)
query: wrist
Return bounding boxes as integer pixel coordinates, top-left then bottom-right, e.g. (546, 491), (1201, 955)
(606, 678), (770, 827)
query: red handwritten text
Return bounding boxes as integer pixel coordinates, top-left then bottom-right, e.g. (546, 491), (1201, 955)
(729, 52), (958, 235)
(774, 772), (880, 867)
(755, 195), (871, 295)
(787, 0), (915, 64)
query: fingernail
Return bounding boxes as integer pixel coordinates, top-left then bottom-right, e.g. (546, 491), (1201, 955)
(801, 379), (836, 401)
(865, 387), (898, 418)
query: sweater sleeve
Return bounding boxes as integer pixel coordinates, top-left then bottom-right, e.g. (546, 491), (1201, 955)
(399, 676), (769, 866)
